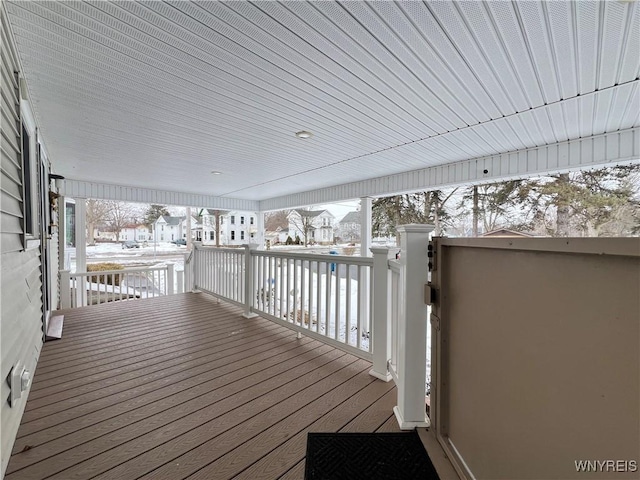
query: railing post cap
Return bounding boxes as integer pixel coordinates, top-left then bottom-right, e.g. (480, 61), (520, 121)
(370, 246), (390, 254)
(396, 224), (435, 234)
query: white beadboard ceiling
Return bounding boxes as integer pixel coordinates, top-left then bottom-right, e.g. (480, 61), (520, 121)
(6, 0), (640, 208)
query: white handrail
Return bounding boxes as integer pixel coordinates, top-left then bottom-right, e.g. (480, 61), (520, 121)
(251, 249), (374, 359)
(61, 263), (179, 308)
(189, 245), (374, 359)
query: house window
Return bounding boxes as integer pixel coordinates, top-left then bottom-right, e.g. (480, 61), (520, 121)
(250, 232), (254, 238)
(241, 231), (245, 240)
(161, 225), (164, 231)
(22, 124), (34, 236)
(171, 234), (174, 240)
(160, 234), (164, 241)
(231, 230), (235, 240)
(240, 216), (245, 225)
(231, 215), (235, 224)
(210, 232), (214, 240)
(250, 217), (254, 225)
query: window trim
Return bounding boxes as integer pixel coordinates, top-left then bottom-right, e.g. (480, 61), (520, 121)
(20, 97), (40, 249)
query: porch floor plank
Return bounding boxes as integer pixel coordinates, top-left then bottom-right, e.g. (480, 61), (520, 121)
(7, 293), (399, 480)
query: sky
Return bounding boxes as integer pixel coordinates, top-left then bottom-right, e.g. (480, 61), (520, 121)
(165, 200), (360, 222)
(317, 200), (359, 221)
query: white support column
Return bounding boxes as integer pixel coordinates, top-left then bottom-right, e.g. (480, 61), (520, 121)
(60, 270), (70, 309)
(167, 263), (175, 295)
(360, 196), (372, 338)
(75, 199), (87, 307)
(256, 212), (265, 250)
(394, 224), (433, 429)
(58, 195), (66, 272)
(177, 267), (184, 294)
(370, 246), (392, 382)
(360, 197), (372, 257)
(242, 243), (259, 318)
(191, 243), (200, 292)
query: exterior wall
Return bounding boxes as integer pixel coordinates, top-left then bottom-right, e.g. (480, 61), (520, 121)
(337, 222), (360, 242)
(0, 7), (44, 476)
(203, 211), (256, 245)
(431, 238), (639, 479)
(153, 217), (178, 242)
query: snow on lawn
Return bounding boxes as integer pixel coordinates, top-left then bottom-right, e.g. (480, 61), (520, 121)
(254, 261), (370, 352)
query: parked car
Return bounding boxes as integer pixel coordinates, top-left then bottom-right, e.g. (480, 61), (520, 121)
(122, 240), (140, 249)
(172, 238), (187, 246)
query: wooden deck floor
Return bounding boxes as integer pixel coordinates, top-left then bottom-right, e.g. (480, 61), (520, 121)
(6, 293), (400, 480)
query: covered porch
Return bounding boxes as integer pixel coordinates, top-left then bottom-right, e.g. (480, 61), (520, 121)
(6, 293), (404, 480)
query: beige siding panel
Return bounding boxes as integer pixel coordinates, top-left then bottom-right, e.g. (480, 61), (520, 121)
(1, 248), (43, 477)
(438, 243), (639, 479)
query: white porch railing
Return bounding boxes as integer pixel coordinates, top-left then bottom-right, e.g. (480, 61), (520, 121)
(190, 243), (374, 359)
(190, 226), (433, 430)
(60, 264), (180, 308)
(193, 246), (245, 306)
(251, 249), (373, 359)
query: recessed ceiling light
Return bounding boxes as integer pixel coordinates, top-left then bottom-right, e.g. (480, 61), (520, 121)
(211, 170), (222, 175)
(295, 131), (313, 139)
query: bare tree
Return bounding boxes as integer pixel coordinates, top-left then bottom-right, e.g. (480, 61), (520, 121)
(86, 199), (111, 245)
(265, 210), (290, 231)
(289, 209), (316, 247)
(105, 201), (137, 241)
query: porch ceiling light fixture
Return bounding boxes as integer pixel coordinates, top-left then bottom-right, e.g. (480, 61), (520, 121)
(295, 130), (313, 139)
(210, 170), (222, 175)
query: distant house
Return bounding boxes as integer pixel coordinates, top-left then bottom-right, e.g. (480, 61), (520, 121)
(119, 224), (151, 242)
(337, 211), (360, 243)
(93, 226), (117, 242)
(178, 216), (202, 242)
(482, 228), (534, 238)
(153, 216), (185, 242)
(201, 210), (257, 246)
(287, 209), (335, 245)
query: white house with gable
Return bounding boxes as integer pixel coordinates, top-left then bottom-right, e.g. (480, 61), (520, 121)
(287, 209), (335, 245)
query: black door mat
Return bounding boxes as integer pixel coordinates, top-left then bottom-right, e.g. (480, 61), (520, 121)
(304, 430), (440, 480)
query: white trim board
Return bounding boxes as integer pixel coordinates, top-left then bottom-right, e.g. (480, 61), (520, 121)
(58, 180), (259, 211)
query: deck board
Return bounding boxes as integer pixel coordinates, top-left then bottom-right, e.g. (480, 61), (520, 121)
(7, 293), (401, 480)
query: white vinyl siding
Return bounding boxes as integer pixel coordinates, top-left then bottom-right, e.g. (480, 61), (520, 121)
(1, 7), (44, 477)
(0, 8), (23, 254)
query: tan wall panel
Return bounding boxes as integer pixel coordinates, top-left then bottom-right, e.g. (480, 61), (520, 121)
(442, 246), (639, 479)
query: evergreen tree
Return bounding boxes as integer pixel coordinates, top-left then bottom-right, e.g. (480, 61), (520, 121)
(144, 204), (170, 227)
